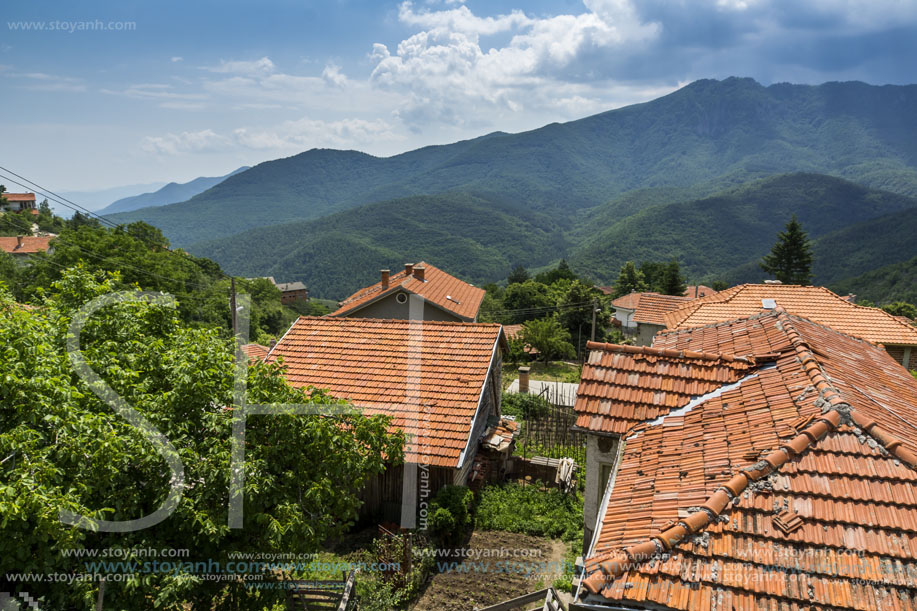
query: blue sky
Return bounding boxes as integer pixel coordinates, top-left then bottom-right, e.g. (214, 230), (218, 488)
(2, 0), (917, 192)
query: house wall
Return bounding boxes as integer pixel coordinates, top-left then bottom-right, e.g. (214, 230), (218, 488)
(359, 463), (456, 524)
(613, 309), (636, 329)
(456, 348), (503, 484)
(635, 322), (666, 346)
(280, 289), (308, 304)
(885, 345), (916, 370)
(348, 291), (463, 322)
(583, 433), (621, 555)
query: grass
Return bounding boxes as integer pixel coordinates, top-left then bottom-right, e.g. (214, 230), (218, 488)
(475, 483), (584, 544)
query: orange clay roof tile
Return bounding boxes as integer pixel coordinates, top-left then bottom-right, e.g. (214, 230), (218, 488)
(330, 262), (485, 321)
(664, 284), (917, 347)
(266, 316), (502, 468)
(611, 291), (693, 325)
(241, 343), (268, 362)
(0, 235), (52, 254)
(579, 311), (917, 610)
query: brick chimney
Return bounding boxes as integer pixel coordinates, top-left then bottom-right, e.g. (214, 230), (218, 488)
(518, 366), (530, 394)
(16, 235), (23, 249)
(380, 269), (390, 289)
(404, 263), (414, 276)
(413, 265), (426, 282)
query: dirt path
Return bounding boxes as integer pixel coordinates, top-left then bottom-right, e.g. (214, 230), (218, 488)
(411, 531), (562, 611)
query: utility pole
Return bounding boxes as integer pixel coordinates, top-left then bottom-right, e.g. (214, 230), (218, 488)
(230, 277), (238, 337)
(590, 298), (598, 342)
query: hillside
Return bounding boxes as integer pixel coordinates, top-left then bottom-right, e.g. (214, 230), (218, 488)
(567, 173), (917, 285)
(189, 173), (916, 298)
(831, 257), (917, 304)
(109, 78), (917, 248)
(97, 166), (249, 214)
(189, 192), (566, 298)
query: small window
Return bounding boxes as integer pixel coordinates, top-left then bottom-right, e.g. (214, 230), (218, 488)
(396, 293), (408, 304)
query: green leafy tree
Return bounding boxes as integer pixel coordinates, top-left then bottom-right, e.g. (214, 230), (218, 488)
(613, 261), (648, 298)
(638, 261), (666, 292)
(502, 280), (553, 324)
(881, 301), (917, 320)
(0, 268), (403, 609)
(659, 259), (687, 296)
(520, 317), (576, 363)
(507, 264), (530, 285)
(534, 259), (578, 285)
(711, 280), (730, 291)
(0, 209), (34, 236)
(558, 280), (607, 356)
(36, 199), (65, 234)
(760, 215), (814, 285)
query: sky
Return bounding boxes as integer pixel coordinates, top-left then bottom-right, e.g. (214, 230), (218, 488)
(2, 0), (917, 193)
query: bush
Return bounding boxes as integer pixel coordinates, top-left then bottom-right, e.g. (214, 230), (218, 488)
(501, 391), (552, 420)
(476, 483), (583, 543)
(428, 485), (474, 546)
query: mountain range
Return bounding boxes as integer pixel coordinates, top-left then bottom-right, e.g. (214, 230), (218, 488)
(105, 77), (917, 300)
(96, 166), (249, 214)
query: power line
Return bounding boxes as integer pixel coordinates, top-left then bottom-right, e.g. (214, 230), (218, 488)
(0, 166), (119, 229)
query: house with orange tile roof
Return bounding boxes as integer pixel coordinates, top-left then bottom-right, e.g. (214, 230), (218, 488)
(665, 283), (917, 369)
(571, 310), (917, 610)
(330, 262), (486, 322)
(610, 292), (692, 346)
(0, 235), (53, 260)
(0, 192), (38, 215)
(266, 316), (506, 519)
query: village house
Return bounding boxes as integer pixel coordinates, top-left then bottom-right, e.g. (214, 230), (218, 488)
(273, 280), (308, 304)
(609, 292), (693, 346)
(330, 262), (485, 322)
(266, 316), (507, 520)
(0, 192), (38, 215)
(0, 235), (52, 261)
(571, 310), (917, 610)
(665, 283), (917, 369)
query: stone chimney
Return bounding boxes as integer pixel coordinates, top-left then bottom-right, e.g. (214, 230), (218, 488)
(413, 265), (426, 282)
(518, 366), (530, 394)
(16, 235), (23, 249)
(380, 269), (390, 289)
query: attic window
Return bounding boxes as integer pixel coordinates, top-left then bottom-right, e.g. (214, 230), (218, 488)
(762, 298), (777, 310)
(396, 293), (408, 304)
(446, 295), (461, 304)
(773, 510), (803, 535)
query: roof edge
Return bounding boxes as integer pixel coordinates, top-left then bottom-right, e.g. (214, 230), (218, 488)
(584, 340), (754, 364)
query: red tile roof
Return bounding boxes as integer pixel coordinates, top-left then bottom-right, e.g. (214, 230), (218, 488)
(665, 284), (917, 347)
(574, 343), (758, 435)
(241, 343), (269, 362)
(2, 193), (36, 202)
(331, 262), (485, 321)
(0, 236), (52, 254)
(611, 292), (693, 325)
(266, 316), (503, 468)
(579, 311), (917, 610)
(683, 284), (716, 299)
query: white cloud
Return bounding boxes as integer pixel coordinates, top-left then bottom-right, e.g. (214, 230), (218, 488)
(11, 71), (87, 92)
(171, 56), (183, 63)
(141, 129), (231, 155)
(321, 63), (347, 87)
(206, 56), (276, 76)
(370, 0), (662, 129)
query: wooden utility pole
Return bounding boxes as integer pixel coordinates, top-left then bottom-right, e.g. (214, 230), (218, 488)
(230, 277), (238, 337)
(590, 298), (598, 341)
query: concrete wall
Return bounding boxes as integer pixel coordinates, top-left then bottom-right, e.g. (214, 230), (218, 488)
(348, 291), (463, 322)
(583, 433), (621, 555)
(635, 322), (666, 346)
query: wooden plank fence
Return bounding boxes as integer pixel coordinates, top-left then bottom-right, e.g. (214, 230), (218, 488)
(473, 587), (566, 611)
(284, 570), (357, 611)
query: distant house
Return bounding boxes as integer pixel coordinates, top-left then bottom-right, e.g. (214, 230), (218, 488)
(241, 343), (269, 362)
(0, 235), (52, 261)
(609, 292), (692, 346)
(330, 262), (486, 322)
(273, 281), (308, 304)
(573, 311), (917, 610)
(665, 283), (917, 369)
(0, 192), (38, 215)
(267, 316), (506, 520)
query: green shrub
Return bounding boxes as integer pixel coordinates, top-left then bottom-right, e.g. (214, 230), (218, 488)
(428, 485), (474, 545)
(501, 391), (552, 420)
(476, 483), (583, 543)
